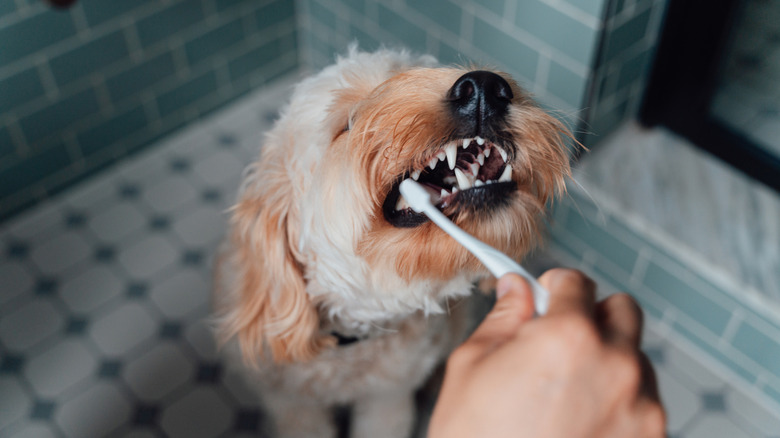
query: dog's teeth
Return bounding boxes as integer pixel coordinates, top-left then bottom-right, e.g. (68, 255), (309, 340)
(462, 138), (471, 149)
(411, 169), (421, 180)
(470, 162), (480, 176)
(395, 195), (410, 211)
(451, 186), (459, 193)
(477, 153), (485, 165)
(454, 168), (471, 190)
(486, 179), (494, 185)
(445, 143), (457, 170)
(498, 165), (513, 182)
(475, 136), (485, 145)
(428, 157), (438, 169)
(440, 189), (449, 198)
(483, 147), (490, 158)
(437, 151), (447, 162)
(497, 146), (508, 163)
(474, 179), (484, 187)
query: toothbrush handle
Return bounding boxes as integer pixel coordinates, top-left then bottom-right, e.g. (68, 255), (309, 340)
(422, 204), (550, 315)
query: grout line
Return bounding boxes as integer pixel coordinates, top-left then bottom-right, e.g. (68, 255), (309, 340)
(720, 307), (744, 347)
(122, 18), (144, 63)
(539, 0), (601, 29)
(36, 57), (60, 101)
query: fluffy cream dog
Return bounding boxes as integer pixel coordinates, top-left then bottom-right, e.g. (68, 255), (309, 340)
(214, 48), (571, 438)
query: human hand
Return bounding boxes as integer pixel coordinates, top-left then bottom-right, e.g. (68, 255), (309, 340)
(429, 269), (665, 438)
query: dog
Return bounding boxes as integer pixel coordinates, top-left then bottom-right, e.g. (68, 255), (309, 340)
(213, 48), (571, 438)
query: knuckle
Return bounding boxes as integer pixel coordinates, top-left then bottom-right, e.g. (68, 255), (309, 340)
(610, 349), (643, 389)
(643, 404), (667, 437)
(449, 343), (481, 367)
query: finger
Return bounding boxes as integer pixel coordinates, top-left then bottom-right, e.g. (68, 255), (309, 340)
(538, 268), (596, 317)
(596, 293), (643, 348)
(467, 274), (535, 347)
(638, 352), (661, 402)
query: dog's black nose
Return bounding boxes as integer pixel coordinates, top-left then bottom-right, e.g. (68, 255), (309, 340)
(447, 71), (513, 136)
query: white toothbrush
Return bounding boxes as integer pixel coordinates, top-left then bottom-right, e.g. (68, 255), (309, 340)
(399, 179), (549, 315)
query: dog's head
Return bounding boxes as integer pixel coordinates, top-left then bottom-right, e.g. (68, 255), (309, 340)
(219, 49), (571, 363)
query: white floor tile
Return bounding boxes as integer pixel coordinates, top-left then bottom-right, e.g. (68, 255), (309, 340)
(149, 270), (208, 320)
(60, 265), (123, 313)
(161, 388), (232, 437)
(142, 176), (199, 215)
(11, 423), (58, 438)
(24, 338), (97, 398)
(123, 343), (194, 401)
(0, 378), (31, 430)
(727, 388), (780, 436)
(118, 235), (179, 278)
(29, 231), (91, 275)
(656, 367), (702, 433)
(686, 414), (752, 438)
(88, 302), (156, 356)
(0, 262), (34, 306)
(55, 382), (131, 438)
(0, 299), (64, 350)
(88, 202), (146, 244)
(192, 151), (246, 187)
(172, 204), (226, 247)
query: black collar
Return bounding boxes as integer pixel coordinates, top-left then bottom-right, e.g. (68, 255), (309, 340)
(331, 331), (361, 346)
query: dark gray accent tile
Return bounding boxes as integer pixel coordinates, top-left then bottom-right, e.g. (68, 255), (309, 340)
(234, 409), (262, 432)
(6, 240), (30, 258)
(0, 124), (14, 158)
(19, 87), (100, 145)
(80, 0), (153, 26)
(0, 355), (24, 373)
(49, 30), (130, 87)
(0, 66), (46, 115)
(473, 16), (539, 82)
(217, 133), (236, 146)
(97, 360), (122, 378)
(604, 7), (652, 60)
(78, 105), (148, 157)
(185, 18), (245, 67)
(149, 216), (170, 230)
(156, 70), (218, 119)
(65, 317), (88, 335)
(105, 51), (177, 103)
(515, 0), (598, 66)
(127, 282), (148, 298)
(118, 182), (141, 199)
(133, 405), (160, 425)
(30, 400), (56, 420)
(182, 249), (204, 266)
(701, 392), (726, 412)
(195, 363), (221, 383)
(36, 278), (57, 296)
(135, 1), (205, 48)
(169, 157), (189, 173)
(94, 245), (116, 262)
(254, 0), (295, 30)
(159, 321), (181, 339)
(201, 188), (221, 203)
(64, 211), (87, 228)
(0, 10), (77, 65)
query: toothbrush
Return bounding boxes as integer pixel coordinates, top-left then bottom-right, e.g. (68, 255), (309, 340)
(399, 179), (549, 315)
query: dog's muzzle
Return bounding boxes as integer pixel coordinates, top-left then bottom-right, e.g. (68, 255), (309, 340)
(448, 71), (513, 139)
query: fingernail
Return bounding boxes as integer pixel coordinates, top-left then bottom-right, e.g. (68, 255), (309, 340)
(496, 274), (527, 299)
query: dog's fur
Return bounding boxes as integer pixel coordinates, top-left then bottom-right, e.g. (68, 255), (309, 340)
(213, 48), (571, 437)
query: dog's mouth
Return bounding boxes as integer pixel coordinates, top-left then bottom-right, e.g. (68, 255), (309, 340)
(382, 136), (518, 228)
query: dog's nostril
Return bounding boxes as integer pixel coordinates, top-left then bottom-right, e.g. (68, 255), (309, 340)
(448, 71), (513, 136)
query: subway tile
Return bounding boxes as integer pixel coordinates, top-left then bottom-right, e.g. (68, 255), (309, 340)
(105, 51), (177, 103)
(408, 0), (462, 36)
(49, 30), (130, 87)
(763, 385), (780, 409)
(185, 18), (246, 67)
(214, 0), (253, 13)
(80, 0), (154, 27)
(515, 0), (598, 66)
(342, 0), (366, 14)
(377, 4), (427, 50)
(0, 66), (46, 115)
(643, 261), (732, 336)
(309, 0), (338, 31)
(19, 87), (100, 145)
(0, 1), (16, 18)
(473, 0), (504, 16)
(135, 1), (205, 48)
(562, 206), (638, 274)
(604, 6), (652, 60)
(0, 9), (77, 65)
(77, 105), (148, 157)
(671, 321), (758, 385)
(0, 142), (72, 200)
(156, 71), (219, 119)
(472, 17), (539, 82)
(616, 46), (652, 91)
(349, 24), (381, 52)
(228, 37), (288, 82)
(561, 0), (606, 18)
(731, 322), (780, 380)
(0, 125), (14, 158)
(255, 0), (296, 30)
(438, 40), (467, 66)
(546, 59), (587, 108)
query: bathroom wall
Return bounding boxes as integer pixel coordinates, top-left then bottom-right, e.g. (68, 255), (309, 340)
(0, 0), (298, 221)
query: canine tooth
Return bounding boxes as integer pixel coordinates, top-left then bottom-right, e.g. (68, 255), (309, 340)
(474, 179), (484, 187)
(462, 138), (471, 149)
(475, 136), (485, 145)
(411, 169), (421, 180)
(477, 154), (485, 165)
(470, 162), (480, 176)
(428, 157), (438, 169)
(483, 147), (490, 158)
(454, 168), (471, 190)
(445, 143), (457, 170)
(497, 146), (508, 163)
(440, 189), (449, 198)
(437, 151), (447, 161)
(395, 195), (410, 211)
(498, 165), (513, 182)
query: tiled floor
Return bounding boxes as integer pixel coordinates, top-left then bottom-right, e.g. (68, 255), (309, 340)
(1, 81), (779, 438)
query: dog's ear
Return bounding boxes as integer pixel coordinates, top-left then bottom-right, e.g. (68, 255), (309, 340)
(218, 142), (331, 365)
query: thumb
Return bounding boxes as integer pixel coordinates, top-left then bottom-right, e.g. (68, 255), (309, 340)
(467, 274), (536, 346)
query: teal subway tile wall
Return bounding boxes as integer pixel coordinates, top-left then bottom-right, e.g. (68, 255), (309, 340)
(0, 0), (299, 220)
